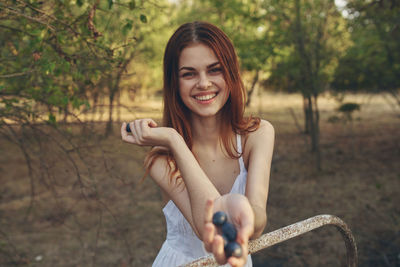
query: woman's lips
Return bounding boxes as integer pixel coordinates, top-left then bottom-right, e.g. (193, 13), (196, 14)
(193, 93), (217, 101)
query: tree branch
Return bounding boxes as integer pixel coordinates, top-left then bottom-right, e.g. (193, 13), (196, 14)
(0, 69), (36, 78)
(3, 5), (55, 32)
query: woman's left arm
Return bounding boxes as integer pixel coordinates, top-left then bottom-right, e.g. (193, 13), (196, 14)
(245, 120), (275, 239)
(201, 120), (274, 267)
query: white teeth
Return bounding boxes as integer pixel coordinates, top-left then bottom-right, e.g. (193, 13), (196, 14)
(194, 93), (217, 101)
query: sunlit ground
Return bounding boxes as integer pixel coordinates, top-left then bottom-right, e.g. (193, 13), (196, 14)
(0, 91), (399, 266)
(68, 91), (399, 123)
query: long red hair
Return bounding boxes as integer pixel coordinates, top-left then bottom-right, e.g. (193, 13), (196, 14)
(145, 21), (260, 182)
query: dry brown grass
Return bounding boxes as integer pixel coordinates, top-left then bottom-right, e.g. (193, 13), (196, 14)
(0, 92), (399, 266)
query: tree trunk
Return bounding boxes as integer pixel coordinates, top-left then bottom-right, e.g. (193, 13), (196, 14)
(63, 106), (68, 123)
(303, 96), (311, 134)
(307, 95), (315, 151)
(117, 91), (121, 123)
(105, 52), (136, 136)
(246, 70), (260, 107)
(106, 73), (116, 136)
(304, 94), (321, 170)
(294, 0), (322, 170)
(99, 95), (104, 122)
(312, 94), (321, 170)
(91, 91), (99, 123)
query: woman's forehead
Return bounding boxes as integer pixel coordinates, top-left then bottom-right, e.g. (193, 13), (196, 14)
(179, 43), (219, 68)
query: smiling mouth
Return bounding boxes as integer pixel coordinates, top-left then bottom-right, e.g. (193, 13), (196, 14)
(194, 93), (217, 101)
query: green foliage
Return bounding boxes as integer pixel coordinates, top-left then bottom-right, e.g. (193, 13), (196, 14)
(129, 0), (136, 10)
(266, 0), (349, 96)
(1, 0), (397, 130)
(108, 0), (114, 10)
(211, 0), (275, 72)
(48, 112), (57, 126)
(332, 0), (400, 93)
(0, 0), (169, 126)
(140, 14), (147, 23)
(123, 19), (133, 35)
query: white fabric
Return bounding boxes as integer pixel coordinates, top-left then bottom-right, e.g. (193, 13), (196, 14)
(152, 134), (252, 267)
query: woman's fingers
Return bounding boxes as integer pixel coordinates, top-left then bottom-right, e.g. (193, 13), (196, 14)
(235, 236), (249, 267)
(228, 232), (248, 267)
(203, 199), (214, 252)
(131, 120), (141, 142)
(222, 194), (253, 267)
(228, 255), (246, 267)
(230, 217), (252, 267)
(204, 199), (213, 224)
(121, 119), (158, 145)
(203, 199), (225, 264)
(203, 199), (226, 265)
(203, 223), (214, 252)
(121, 122), (127, 136)
(212, 235), (226, 264)
(147, 118), (158, 128)
(140, 119), (156, 140)
(121, 122), (137, 143)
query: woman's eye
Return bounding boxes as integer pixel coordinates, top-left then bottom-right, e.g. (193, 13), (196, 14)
(181, 72), (195, 78)
(209, 68), (222, 74)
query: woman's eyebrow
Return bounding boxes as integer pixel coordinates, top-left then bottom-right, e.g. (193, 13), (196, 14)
(179, 66), (195, 71)
(207, 62), (220, 68)
(179, 62), (220, 71)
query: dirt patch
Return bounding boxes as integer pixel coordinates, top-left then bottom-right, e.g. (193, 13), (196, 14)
(0, 93), (399, 266)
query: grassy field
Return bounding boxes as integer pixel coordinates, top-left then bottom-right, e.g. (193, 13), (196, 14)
(0, 92), (399, 266)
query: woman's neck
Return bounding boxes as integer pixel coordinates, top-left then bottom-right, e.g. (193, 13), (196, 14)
(190, 113), (234, 154)
(191, 115), (221, 146)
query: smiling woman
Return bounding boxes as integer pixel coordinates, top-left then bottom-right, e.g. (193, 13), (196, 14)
(121, 21), (274, 267)
(178, 43), (229, 118)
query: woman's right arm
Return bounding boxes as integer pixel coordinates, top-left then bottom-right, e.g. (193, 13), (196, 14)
(146, 154), (199, 234)
(121, 119), (223, 237)
(121, 121), (198, 234)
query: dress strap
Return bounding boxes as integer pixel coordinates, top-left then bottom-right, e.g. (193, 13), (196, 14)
(236, 134), (246, 173)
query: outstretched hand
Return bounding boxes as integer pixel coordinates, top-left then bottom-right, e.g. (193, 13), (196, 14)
(121, 119), (175, 148)
(202, 194), (254, 267)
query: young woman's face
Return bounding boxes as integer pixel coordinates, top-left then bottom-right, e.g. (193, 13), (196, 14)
(178, 43), (229, 119)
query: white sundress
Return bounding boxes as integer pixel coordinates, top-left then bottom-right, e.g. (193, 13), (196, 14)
(152, 134), (253, 267)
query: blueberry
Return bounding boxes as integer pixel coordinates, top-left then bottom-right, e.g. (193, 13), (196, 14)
(212, 211), (227, 226)
(225, 241), (243, 258)
(221, 222), (237, 242)
(126, 123), (131, 132)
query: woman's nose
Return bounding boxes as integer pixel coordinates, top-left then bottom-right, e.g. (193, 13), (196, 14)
(196, 73), (212, 90)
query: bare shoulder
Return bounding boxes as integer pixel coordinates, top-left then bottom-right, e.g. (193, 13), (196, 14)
(258, 119), (274, 133)
(246, 119), (274, 145)
(242, 120), (274, 166)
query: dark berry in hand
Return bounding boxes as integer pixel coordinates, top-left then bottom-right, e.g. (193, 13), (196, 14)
(126, 123), (131, 132)
(225, 241), (243, 258)
(221, 222), (237, 242)
(212, 211), (227, 226)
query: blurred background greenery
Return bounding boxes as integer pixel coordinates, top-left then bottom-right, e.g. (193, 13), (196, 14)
(1, 0), (399, 167)
(0, 0), (399, 266)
